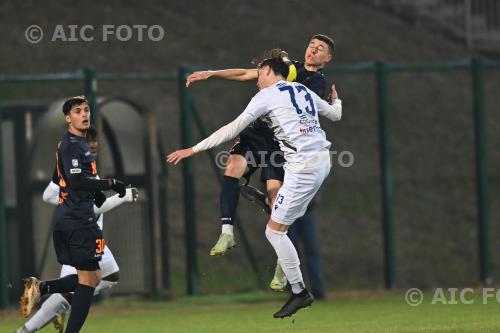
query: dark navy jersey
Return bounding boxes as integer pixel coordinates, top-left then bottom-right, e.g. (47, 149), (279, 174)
(53, 131), (98, 231)
(293, 60), (327, 99)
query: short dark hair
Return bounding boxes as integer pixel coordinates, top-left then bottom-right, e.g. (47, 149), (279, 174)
(311, 34), (335, 54)
(253, 48), (289, 78)
(86, 126), (98, 142)
(62, 95), (88, 115)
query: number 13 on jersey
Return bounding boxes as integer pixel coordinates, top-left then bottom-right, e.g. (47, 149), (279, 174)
(279, 85), (316, 117)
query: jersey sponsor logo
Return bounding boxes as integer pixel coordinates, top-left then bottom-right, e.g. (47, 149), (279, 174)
(299, 126), (320, 134)
(299, 118), (318, 126)
(70, 168), (82, 174)
(72, 159), (79, 167)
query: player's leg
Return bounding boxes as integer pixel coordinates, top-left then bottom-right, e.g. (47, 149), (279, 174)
(63, 225), (103, 333)
(265, 167), (329, 318)
(19, 230), (80, 318)
(94, 245), (120, 295)
(211, 139), (255, 256)
(265, 179), (290, 292)
(52, 246), (119, 333)
(266, 218), (313, 318)
(64, 268), (101, 333)
(260, 160), (288, 292)
(18, 265), (75, 332)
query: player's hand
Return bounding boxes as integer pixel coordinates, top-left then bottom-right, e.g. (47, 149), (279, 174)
(186, 71), (213, 87)
(166, 148), (196, 165)
(331, 84), (338, 100)
(325, 84), (339, 103)
(110, 179), (127, 198)
(93, 190), (107, 207)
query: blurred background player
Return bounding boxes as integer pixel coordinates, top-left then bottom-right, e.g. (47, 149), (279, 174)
(18, 96), (128, 333)
(167, 50), (342, 317)
(14, 126), (138, 333)
(186, 35), (334, 297)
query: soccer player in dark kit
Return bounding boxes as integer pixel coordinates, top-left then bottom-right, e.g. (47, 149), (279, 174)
(19, 96), (127, 333)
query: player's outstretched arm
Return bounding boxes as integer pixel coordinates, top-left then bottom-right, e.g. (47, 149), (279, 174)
(94, 187), (139, 214)
(167, 112), (257, 165)
(186, 69), (258, 87)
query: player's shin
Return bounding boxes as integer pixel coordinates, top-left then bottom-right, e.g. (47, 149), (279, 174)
(219, 175), (240, 232)
(64, 284), (95, 333)
(264, 226), (304, 294)
(24, 294), (70, 332)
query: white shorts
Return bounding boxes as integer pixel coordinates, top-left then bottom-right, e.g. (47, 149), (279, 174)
(271, 165), (330, 225)
(60, 245), (119, 278)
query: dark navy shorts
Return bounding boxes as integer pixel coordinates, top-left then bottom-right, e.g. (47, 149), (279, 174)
(53, 224), (104, 271)
(230, 126), (284, 183)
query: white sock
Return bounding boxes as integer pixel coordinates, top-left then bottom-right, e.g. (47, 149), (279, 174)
(221, 224), (234, 235)
(25, 293), (70, 331)
(291, 282), (305, 294)
(94, 279), (118, 296)
(265, 226), (303, 287)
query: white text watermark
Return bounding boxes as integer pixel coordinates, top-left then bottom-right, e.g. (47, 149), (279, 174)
(25, 24), (165, 44)
(405, 287), (500, 306)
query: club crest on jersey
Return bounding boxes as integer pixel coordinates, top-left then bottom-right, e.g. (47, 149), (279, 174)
(72, 159), (79, 167)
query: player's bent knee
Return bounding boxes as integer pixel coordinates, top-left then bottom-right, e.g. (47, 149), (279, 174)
(78, 269), (102, 287)
(266, 180), (282, 203)
(267, 219), (288, 233)
(224, 155), (247, 178)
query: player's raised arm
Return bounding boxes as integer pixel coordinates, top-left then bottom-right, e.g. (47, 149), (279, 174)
(315, 84), (342, 122)
(186, 68), (258, 87)
(167, 90), (269, 164)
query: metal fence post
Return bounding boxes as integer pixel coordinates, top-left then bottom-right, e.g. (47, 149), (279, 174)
(178, 67), (198, 295)
(84, 67), (98, 116)
(0, 103), (8, 308)
(376, 61), (396, 289)
(471, 58), (492, 285)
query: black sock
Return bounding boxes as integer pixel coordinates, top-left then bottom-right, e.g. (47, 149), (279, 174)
(220, 175), (240, 225)
(64, 283), (95, 333)
(40, 274), (78, 295)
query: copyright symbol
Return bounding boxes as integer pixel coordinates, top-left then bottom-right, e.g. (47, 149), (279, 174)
(25, 25), (43, 44)
(215, 150), (230, 169)
(405, 288), (423, 307)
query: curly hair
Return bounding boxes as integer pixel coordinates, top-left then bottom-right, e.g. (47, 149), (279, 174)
(252, 48), (290, 78)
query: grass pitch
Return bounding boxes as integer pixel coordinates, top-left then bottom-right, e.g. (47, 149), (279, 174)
(1, 290), (499, 332)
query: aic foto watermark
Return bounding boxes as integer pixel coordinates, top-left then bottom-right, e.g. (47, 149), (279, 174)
(25, 24), (165, 44)
(214, 150), (355, 170)
(405, 287), (500, 306)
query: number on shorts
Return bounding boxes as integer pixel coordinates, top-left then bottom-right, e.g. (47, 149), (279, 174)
(96, 239), (105, 254)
